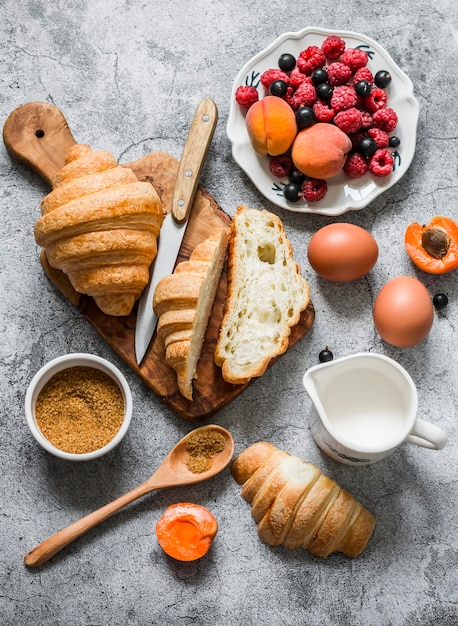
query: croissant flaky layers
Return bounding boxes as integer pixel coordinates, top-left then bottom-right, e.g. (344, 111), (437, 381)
(231, 442), (376, 558)
(34, 144), (164, 316)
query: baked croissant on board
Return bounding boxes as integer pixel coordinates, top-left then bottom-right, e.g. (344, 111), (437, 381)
(34, 144), (164, 316)
(153, 228), (229, 400)
(231, 441), (376, 558)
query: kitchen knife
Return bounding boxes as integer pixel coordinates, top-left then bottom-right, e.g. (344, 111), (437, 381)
(134, 98), (218, 364)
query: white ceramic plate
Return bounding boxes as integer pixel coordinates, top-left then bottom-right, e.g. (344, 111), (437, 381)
(227, 27), (419, 216)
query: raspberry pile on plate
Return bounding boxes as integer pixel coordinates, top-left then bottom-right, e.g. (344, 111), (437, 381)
(235, 34), (401, 204)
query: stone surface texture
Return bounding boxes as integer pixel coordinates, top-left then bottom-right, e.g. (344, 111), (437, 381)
(1, 1), (457, 625)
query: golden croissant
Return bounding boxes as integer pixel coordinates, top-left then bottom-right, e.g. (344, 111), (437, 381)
(34, 144), (164, 316)
(231, 441), (376, 558)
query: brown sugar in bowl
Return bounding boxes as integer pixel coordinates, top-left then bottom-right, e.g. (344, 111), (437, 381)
(25, 354), (133, 461)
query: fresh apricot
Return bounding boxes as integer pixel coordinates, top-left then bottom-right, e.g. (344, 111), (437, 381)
(245, 96), (297, 157)
(291, 123), (352, 179)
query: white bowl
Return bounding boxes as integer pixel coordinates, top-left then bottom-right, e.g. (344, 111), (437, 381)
(25, 353), (133, 461)
(227, 27), (419, 216)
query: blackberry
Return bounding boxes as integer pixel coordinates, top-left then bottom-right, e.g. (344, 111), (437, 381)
(315, 82), (333, 100)
(389, 135), (401, 148)
(283, 183), (302, 202)
(289, 168), (305, 185)
(374, 70), (392, 88)
(319, 347), (334, 363)
(433, 293), (448, 311)
(278, 53), (296, 72)
(269, 79), (288, 97)
(359, 136), (378, 156)
(355, 80), (372, 97)
(311, 68), (329, 85)
(296, 106), (315, 129)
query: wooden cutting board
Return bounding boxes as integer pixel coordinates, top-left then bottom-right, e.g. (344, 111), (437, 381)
(3, 102), (315, 421)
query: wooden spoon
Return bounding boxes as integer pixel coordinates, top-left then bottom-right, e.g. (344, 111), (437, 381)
(24, 424), (234, 567)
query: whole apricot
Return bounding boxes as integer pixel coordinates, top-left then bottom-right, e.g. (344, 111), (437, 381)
(291, 123), (352, 179)
(245, 96), (297, 157)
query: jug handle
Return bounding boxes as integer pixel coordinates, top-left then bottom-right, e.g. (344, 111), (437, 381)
(405, 417), (448, 450)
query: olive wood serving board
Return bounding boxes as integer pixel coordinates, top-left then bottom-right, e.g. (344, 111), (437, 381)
(3, 102), (315, 421)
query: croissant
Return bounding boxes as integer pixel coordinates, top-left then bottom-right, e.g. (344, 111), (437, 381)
(34, 144), (164, 316)
(231, 441), (376, 558)
(153, 228), (229, 400)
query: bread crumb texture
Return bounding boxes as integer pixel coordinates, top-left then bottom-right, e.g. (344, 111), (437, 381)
(215, 206), (310, 384)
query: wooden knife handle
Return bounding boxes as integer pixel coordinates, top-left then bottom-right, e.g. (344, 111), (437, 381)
(3, 101), (76, 187)
(171, 98), (218, 224)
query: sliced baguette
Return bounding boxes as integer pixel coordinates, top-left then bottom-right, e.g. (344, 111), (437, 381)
(153, 228), (229, 400)
(214, 206), (310, 385)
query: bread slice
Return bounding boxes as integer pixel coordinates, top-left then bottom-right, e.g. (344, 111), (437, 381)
(153, 228), (229, 400)
(214, 206), (310, 385)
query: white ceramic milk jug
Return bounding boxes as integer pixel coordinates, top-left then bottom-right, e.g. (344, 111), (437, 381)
(303, 352), (448, 466)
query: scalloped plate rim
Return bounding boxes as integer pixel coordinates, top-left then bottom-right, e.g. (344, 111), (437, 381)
(227, 26), (419, 216)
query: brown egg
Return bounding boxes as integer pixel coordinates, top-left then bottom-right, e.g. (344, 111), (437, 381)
(307, 223), (378, 282)
(373, 276), (434, 347)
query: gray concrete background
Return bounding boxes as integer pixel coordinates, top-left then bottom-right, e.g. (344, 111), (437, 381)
(1, 1), (457, 625)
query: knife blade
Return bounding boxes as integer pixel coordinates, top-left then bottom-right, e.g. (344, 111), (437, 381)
(135, 98), (218, 364)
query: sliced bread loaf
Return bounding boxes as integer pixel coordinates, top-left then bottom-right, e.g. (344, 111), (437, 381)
(214, 206), (310, 385)
(153, 228), (229, 400)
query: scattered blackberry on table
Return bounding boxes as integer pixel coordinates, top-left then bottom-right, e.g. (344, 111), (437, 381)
(283, 182), (302, 202)
(433, 293), (448, 311)
(374, 69), (392, 88)
(319, 347), (334, 363)
(296, 106), (316, 129)
(278, 53), (296, 72)
(269, 79), (288, 97)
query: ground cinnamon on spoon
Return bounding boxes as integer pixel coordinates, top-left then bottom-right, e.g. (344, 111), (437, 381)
(185, 430), (226, 473)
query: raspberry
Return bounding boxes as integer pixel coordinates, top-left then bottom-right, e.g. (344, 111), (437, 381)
(297, 46), (326, 75)
(368, 148), (394, 176)
(291, 82), (317, 109)
(353, 67), (374, 84)
(341, 48), (369, 72)
(289, 68), (309, 90)
(313, 101), (335, 123)
(327, 62), (352, 86)
(330, 85), (357, 112)
(361, 86), (388, 112)
(283, 86), (296, 108)
(343, 152), (369, 178)
(302, 178), (328, 202)
(269, 154), (294, 178)
(334, 107), (362, 134)
(373, 107), (398, 132)
(260, 69), (290, 90)
(367, 127), (390, 148)
(321, 35), (346, 60)
(359, 110), (374, 130)
(235, 86), (259, 110)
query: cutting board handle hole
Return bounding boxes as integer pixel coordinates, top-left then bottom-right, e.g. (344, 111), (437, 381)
(35, 129), (45, 139)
